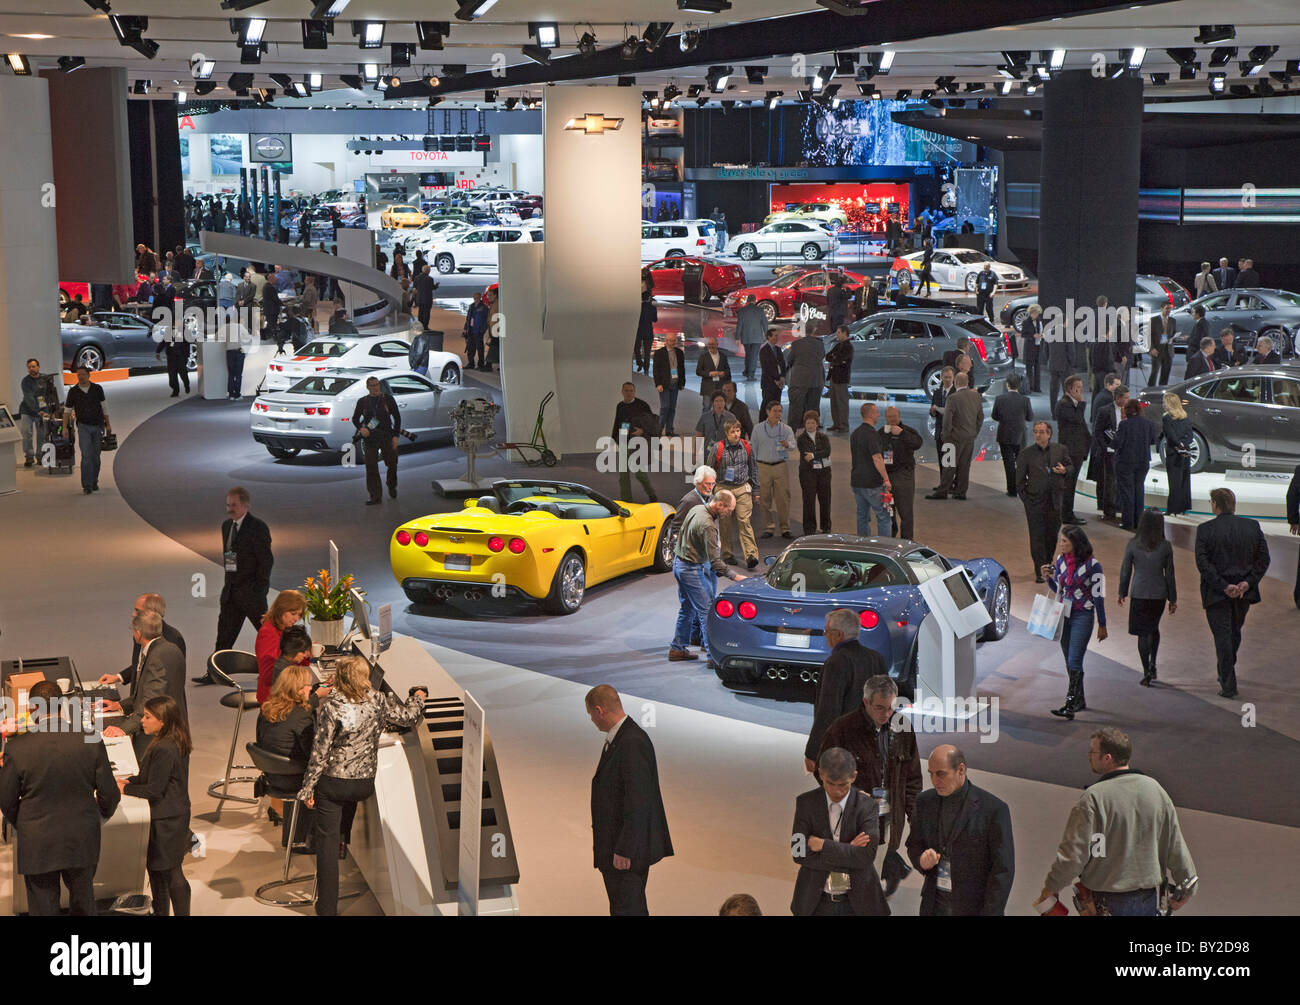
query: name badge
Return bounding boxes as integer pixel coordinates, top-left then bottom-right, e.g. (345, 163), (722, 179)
(620, 422), (630, 432)
(882, 450), (894, 465)
(873, 786), (890, 817)
(224, 550), (238, 572)
(724, 466), (737, 483)
(669, 366), (678, 378)
(937, 856), (953, 892)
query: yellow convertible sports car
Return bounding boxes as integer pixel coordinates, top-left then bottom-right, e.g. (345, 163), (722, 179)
(380, 204), (429, 229)
(390, 480), (676, 614)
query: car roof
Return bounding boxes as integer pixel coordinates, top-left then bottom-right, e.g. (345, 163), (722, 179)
(782, 534), (926, 558)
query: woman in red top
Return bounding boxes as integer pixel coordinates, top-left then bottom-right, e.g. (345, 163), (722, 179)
(256, 590), (307, 703)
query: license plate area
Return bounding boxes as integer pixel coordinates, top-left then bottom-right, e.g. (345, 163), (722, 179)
(444, 554), (471, 571)
(775, 629), (811, 649)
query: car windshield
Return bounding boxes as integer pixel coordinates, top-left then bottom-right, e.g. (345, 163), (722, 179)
(1266, 291), (1300, 307)
(951, 250), (991, 264)
(296, 341), (353, 357)
(959, 319), (1001, 338)
(494, 482), (599, 506)
(284, 375), (359, 395)
(766, 549), (901, 593)
(773, 273), (807, 288)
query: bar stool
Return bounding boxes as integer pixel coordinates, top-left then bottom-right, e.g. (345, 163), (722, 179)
(207, 650), (260, 806)
(246, 742), (316, 907)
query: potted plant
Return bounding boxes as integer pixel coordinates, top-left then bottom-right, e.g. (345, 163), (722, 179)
(303, 569), (362, 650)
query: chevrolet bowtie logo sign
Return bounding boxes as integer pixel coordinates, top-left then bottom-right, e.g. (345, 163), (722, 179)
(565, 113), (624, 135)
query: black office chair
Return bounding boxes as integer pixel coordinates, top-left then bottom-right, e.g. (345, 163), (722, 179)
(246, 742), (316, 906)
(207, 650), (261, 807)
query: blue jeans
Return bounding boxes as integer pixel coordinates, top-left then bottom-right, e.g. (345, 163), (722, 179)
(1094, 887), (1158, 916)
(19, 412), (40, 458)
(1059, 607), (1095, 674)
(77, 424), (103, 489)
(659, 387), (680, 434)
(672, 558), (716, 653)
(853, 486), (892, 537)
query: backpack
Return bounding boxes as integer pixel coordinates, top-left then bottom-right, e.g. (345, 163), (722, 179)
(714, 438), (751, 466)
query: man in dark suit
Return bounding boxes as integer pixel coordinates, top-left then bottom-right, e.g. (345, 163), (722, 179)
(1184, 335), (1218, 382)
(1017, 422), (1072, 581)
(1234, 258), (1260, 287)
(0, 681), (121, 915)
(790, 746), (889, 916)
(1213, 328), (1250, 367)
(652, 331), (688, 436)
(98, 593), (186, 692)
(1213, 258), (1235, 292)
(1288, 466), (1300, 609)
(103, 611), (189, 758)
(734, 296), (768, 380)
(1089, 384), (1128, 521)
(784, 329), (826, 426)
(758, 328), (787, 413)
(1146, 304), (1175, 387)
(992, 373), (1033, 496)
(586, 685), (672, 915)
(803, 608), (886, 772)
(412, 263), (437, 332)
(1053, 375), (1090, 524)
(1194, 488), (1270, 698)
(906, 745), (1014, 916)
(202, 485), (274, 682)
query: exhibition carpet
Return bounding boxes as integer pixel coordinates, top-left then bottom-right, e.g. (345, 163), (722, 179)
(114, 377), (1300, 828)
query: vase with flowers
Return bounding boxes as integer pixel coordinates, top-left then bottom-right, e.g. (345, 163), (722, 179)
(303, 569), (363, 650)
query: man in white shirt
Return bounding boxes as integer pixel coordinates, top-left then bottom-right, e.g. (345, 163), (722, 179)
(753, 400), (795, 539)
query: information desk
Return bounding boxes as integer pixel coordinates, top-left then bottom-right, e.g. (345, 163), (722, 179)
(328, 635), (520, 916)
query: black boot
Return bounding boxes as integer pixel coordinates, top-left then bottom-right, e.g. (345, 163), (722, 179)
(1074, 672), (1087, 711)
(1050, 672), (1080, 719)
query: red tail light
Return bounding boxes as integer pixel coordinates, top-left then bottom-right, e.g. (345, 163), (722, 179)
(305, 407), (317, 415)
(315, 367), (327, 371)
(413, 531), (429, 547)
(487, 536), (505, 552)
(859, 609), (880, 629)
(507, 537), (526, 554)
(396, 530), (412, 546)
(714, 599), (735, 618)
(318, 406), (330, 416)
(972, 338), (989, 361)
(738, 601), (757, 620)
(697, 238), (707, 245)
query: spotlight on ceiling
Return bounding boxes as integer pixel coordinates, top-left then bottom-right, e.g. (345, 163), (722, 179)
(455, 0), (499, 22)
(353, 21), (384, 48)
(503, 96), (518, 109)
(339, 73), (361, 89)
(877, 49), (895, 74)
(57, 55), (87, 73)
(227, 71), (253, 91)
(1208, 71), (1226, 93)
(1035, 66), (1050, 81)
(1000, 80), (1013, 95)
(270, 72), (294, 89)
(1194, 24), (1235, 46)
(705, 65), (732, 93)
(618, 76), (635, 86)
(1164, 47), (1197, 68)
(1179, 64), (1200, 80)
(832, 52), (857, 77)
(677, 0), (730, 12)
(1245, 45), (1277, 72)
(81, 0), (112, 10)
(965, 82), (985, 93)
(642, 22), (673, 52)
(1208, 46), (1236, 68)
(765, 89), (782, 109)
(416, 22), (448, 50)
(521, 43), (551, 65)
(6, 53), (32, 76)
(301, 19), (333, 49)
(308, 72), (322, 88)
(529, 21), (559, 48)
(290, 81), (310, 97)
(388, 42), (412, 66)
(578, 32), (598, 57)
(1126, 46), (1146, 69)
(194, 80), (216, 95)
(856, 84), (879, 99)
(310, 0), (351, 16)
(895, 88), (912, 100)
(621, 35), (640, 60)
(745, 66), (766, 85)
(1148, 72), (1169, 85)
(663, 82), (681, 101)
(131, 79), (150, 94)
(679, 26), (700, 53)
(484, 88), (497, 103)
(360, 62), (378, 82)
(1049, 48), (1065, 70)
(111, 15), (160, 59)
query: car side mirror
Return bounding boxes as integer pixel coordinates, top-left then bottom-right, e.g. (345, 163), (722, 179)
(618, 507), (631, 518)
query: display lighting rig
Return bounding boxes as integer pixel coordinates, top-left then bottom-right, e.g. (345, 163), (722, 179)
(81, 0), (112, 11)
(643, 22), (673, 52)
(999, 80), (1013, 94)
(678, 0), (729, 12)
(58, 55), (87, 72)
(1228, 83), (1251, 97)
(833, 52), (857, 76)
(503, 96), (518, 109)
(354, 21), (385, 49)
(456, 0), (499, 22)
(694, 95), (708, 107)
(522, 43), (551, 65)
(1242, 45), (1277, 75)
(1179, 65), (1200, 80)
(895, 88), (912, 100)
(663, 82), (681, 101)
(687, 83), (703, 96)
(745, 66), (766, 84)
(876, 49), (895, 74)
(310, 0), (352, 17)
(578, 31), (599, 57)
(131, 78), (151, 94)
(965, 82), (985, 93)
(301, 19), (332, 49)
(642, 89), (659, 107)
(1208, 71), (1226, 94)
(339, 72), (362, 88)
(110, 15), (160, 59)
(1047, 48), (1065, 70)
(934, 75), (958, 94)
(388, 42), (413, 67)
(360, 62), (379, 82)
(706, 65), (732, 92)
(1148, 72), (1169, 86)
(1194, 25), (1235, 46)
(1208, 46), (1236, 68)
(621, 34), (640, 60)
(6, 53), (32, 75)
(679, 26), (700, 53)
(856, 84), (880, 99)
(766, 90), (782, 108)
(416, 22), (449, 50)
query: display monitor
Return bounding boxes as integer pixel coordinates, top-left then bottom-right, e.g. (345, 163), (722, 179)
(0, 405), (14, 429)
(349, 586), (371, 639)
(942, 568), (981, 612)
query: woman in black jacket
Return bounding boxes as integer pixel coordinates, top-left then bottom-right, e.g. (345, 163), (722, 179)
(1117, 507), (1177, 686)
(257, 663), (316, 768)
(1161, 392), (1193, 516)
(796, 410), (832, 534)
(120, 696), (192, 916)
(1112, 400), (1159, 530)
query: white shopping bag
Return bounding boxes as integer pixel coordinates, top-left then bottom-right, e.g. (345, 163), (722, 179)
(1027, 592), (1067, 641)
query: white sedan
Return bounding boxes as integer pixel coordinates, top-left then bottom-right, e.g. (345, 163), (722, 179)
(394, 218), (473, 255)
(259, 335), (462, 392)
(250, 367), (482, 461)
(427, 226), (538, 275)
(895, 249), (1029, 292)
(725, 221), (836, 262)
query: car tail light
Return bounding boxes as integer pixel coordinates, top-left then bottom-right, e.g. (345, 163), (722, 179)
(738, 601), (757, 620)
(487, 536), (505, 552)
(859, 609), (880, 629)
(413, 531), (429, 547)
(318, 406), (330, 416)
(507, 537), (526, 554)
(304, 407), (317, 415)
(270, 364), (281, 372)
(315, 367), (327, 371)
(697, 238), (707, 245)
(396, 530), (412, 546)
(714, 598), (735, 618)
(972, 337), (989, 361)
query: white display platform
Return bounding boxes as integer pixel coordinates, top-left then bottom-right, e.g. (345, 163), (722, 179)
(1077, 464), (1295, 522)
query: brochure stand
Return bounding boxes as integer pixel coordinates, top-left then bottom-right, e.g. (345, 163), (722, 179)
(911, 566), (991, 722)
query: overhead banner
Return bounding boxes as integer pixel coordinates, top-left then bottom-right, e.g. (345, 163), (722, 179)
(367, 149), (484, 168)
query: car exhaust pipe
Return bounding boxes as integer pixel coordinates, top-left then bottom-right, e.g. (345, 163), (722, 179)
(766, 667), (779, 680)
(466, 589), (481, 601)
(811, 671), (820, 685)
(799, 669), (812, 683)
(776, 668), (789, 681)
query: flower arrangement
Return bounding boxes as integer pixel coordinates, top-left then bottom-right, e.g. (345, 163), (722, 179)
(302, 569), (361, 621)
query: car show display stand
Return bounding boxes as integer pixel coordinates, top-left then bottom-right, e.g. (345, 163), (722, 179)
(911, 566), (991, 722)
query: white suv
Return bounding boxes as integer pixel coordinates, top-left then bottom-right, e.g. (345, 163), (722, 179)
(641, 220), (716, 260)
(427, 226), (538, 274)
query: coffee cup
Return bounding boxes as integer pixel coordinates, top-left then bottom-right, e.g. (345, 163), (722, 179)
(311, 643), (325, 659)
(57, 678), (71, 693)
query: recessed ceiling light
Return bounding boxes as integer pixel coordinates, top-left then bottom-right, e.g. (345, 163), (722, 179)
(9, 34), (55, 41)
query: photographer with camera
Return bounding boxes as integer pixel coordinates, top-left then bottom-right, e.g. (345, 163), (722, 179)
(352, 376), (403, 506)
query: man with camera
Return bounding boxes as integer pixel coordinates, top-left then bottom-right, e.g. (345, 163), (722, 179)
(352, 376), (403, 506)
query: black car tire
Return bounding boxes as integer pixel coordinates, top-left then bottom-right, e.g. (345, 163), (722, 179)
(1259, 327), (1290, 356)
(700, 281), (711, 301)
(542, 549), (586, 615)
(1190, 429), (1210, 474)
(652, 521), (673, 572)
(666, 248), (686, 258)
(759, 300), (778, 323)
(439, 363), (461, 384)
(435, 254), (455, 274)
(980, 575), (1011, 642)
(801, 242), (822, 261)
(738, 243), (758, 262)
(266, 445), (301, 460)
(73, 344), (106, 371)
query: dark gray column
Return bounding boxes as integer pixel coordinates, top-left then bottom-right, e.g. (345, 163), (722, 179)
(1038, 70), (1143, 374)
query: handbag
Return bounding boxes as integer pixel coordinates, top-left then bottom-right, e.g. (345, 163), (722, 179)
(100, 431), (118, 452)
(1027, 589), (1067, 641)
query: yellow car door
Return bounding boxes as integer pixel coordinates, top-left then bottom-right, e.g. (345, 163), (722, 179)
(580, 508), (645, 583)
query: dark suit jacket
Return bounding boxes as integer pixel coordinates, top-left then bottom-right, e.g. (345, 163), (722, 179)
(120, 638), (188, 739)
(1287, 465), (1300, 527)
(1053, 396), (1091, 455)
(124, 619), (186, 684)
(221, 513), (273, 607)
(1235, 269), (1260, 287)
(591, 718), (673, 872)
(695, 349), (732, 400)
(790, 786), (889, 916)
(123, 737), (190, 820)
(1183, 351), (1215, 382)
(1195, 512), (1270, 608)
(991, 390), (1032, 446)
(1020, 316), (1043, 361)
(804, 640), (886, 759)
(906, 782), (1014, 916)
(652, 346), (687, 391)
(1214, 266), (1235, 290)
(0, 728), (120, 874)
(1089, 397), (1121, 476)
(1213, 341), (1250, 367)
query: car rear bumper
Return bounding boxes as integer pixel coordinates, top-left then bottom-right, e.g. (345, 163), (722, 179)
(713, 654), (823, 685)
(252, 430), (340, 451)
(400, 577), (539, 602)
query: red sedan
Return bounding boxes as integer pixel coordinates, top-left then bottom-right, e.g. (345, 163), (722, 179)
(722, 268), (869, 324)
(645, 257), (747, 302)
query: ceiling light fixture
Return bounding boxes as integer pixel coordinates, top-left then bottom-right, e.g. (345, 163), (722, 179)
(529, 21), (559, 48)
(878, 49), (895, 74)
(290, 81), (309, 97)
(521, 43), (551, 65)
(1126, 46), (1146, 69)
(309, 72), (322, 88)
(766, 90), (782, 109)
(578, 31), (598, 57)
(679, 26), (700, 52)
(1208, 46), (1236, 68)
(58, 55), (87, 73)
(1049, 48), (1065, 70)
(1000, 80), (1013, 94)
(745, 66), (766, 84)
(1194, 25), (1235, 45)
(706, 65), (732, 92)
(416, 22), (448, 49)
(642, 22), (673, 51)
(455, 0), (498, 22)
(111, 15), (159, 59)
(361, 62), (378, 81)
(1148, 72), (1169, 85)
(1208, 71), (1225, 93)
(621, 35), (640, 60)
(81, 0), (112, 11)
(339, 72), (361, 88)
(353, 21), (384, 48)
(618, 76), (635, 86)
(677, 0), (730, 12)
(310, 0), (351, 16)
(6, 53), (32, 75)
(390, 42), (413, 66)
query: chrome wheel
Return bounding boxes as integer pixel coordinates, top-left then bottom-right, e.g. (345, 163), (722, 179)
(801, 242), (821, 261)
(1011, 308), (1028, 331)
(559, 554), (585, 611)
(991, 578), (1010, 639)
(759, 300), (777, 323)
(923, 364), (943, 397)
(738, 243), (757, 262)
(439, 363), (461, 384)
(75, 346), (104, 371)
(965, 273), (978, 292)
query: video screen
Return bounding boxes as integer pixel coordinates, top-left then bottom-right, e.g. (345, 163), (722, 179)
(1182, 188), (1300, 223)
(943, 570), (981, 611)
(769, 182), (909, 234)
(795, 101), (976, 167)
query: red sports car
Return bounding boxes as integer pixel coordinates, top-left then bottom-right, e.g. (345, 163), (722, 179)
(722, 268), (869, 324)
(645, 257), (746, 302)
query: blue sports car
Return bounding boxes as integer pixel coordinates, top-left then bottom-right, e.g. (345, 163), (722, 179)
(708, 536), (1010, 695)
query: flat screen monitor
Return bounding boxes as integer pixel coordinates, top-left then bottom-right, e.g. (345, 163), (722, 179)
(349, 587), (372, 639)
(943, 569), (981, 611)
(0, 405), (13, 429)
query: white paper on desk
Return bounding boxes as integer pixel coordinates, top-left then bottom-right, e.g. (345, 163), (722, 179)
(104, 734), (139, 777)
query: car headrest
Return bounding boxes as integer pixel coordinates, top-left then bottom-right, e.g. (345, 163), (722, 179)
(475, 495), (499, 512)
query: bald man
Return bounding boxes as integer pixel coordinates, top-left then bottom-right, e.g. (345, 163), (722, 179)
(100, 593), (187, 691)
(905, 745), (1014, 916)
(586, 685), (673, 915)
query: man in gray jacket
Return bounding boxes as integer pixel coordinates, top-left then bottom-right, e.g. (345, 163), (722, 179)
(734, 296), (768, 380)
(928, 373), (984, 500)
(784, 330), (826, 427)
(101, 610), (189, 758)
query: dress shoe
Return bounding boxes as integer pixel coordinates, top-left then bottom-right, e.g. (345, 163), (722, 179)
(170, 391), (179, 398)
(1218, 689), (1238, 698)
(1035, 574), (1045, 584)
(668, 649), (699, 661)
(389, 486), (397, 498)
(760, 531), (774, 539)
(24, 455), (34, 468)
(952, 493), (967, 500)
(746, 556), (759, 570)
(191, 675), (216, 685)
(925, 491), (948, 500)
(83, 486), (93, 494)
(1063, 516), (1087, 525)
(781, 531), (794, 539)
(365, 497), (381, 506)
(92, 484), (99, 491)
(1006, 491), (1017, 498)
(1140, 673), (1153, 687)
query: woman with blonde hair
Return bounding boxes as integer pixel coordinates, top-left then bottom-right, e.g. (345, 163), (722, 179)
(299, 656), (426, 915)
(1161, 391), (1193, 516)
(255, 589), (307, 704)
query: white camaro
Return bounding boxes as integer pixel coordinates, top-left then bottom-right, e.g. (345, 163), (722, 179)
(895, 249), (1029, 292)
(259, 335), (463, 392)
(250, 367), (482, 461)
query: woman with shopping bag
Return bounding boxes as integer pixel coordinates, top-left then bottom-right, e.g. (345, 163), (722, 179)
(1040, 525), (1108, 720)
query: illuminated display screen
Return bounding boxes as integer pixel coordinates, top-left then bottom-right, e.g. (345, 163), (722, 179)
(798, 100), (976, 167)
(768, 182), (910, 234)
(1139, 188), (1182, 222)
(1182, 188), (1300, 223)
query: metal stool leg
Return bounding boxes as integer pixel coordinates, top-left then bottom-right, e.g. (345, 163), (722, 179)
(255, 798), (318, 907)
(208, 692), (259, 805)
